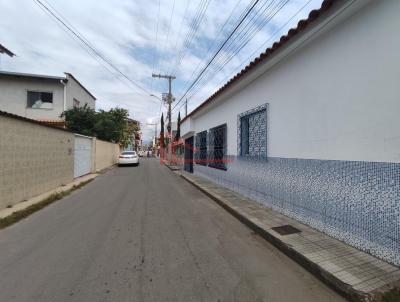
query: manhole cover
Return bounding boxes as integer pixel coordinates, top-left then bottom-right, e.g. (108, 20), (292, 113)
(271, 225), (301, 236)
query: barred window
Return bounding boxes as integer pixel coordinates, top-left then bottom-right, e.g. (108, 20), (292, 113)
(195, 131), (207, 166)
(27, 91), (53, 109)
(208, 124), (227, 170)
(238, 105), (267, 158)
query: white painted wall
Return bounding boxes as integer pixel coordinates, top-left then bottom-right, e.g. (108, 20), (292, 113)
(0, 73), (96, 120)
(65, 74), (96, 110)
(182, 0), (400, 163)
(0, 77), (64, 120)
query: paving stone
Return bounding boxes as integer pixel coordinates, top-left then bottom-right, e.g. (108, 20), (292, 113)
(180, 172), (400, 301)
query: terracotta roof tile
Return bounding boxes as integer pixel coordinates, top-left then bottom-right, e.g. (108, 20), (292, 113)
(0, 110), (72, 133)
(181, 0), (340, 124)
(37, 119), (66, 128)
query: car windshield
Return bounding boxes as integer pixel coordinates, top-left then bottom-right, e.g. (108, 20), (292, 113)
(122, 151), (136, 155)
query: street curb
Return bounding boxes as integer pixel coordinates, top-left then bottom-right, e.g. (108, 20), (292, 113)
(0, 164), (120, 221)
(163, 163), (181, 171)
(0, 176), (96, 230)
(180, 173), (369, 302)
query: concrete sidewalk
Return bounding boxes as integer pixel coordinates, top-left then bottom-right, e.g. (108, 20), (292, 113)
(0, 173), (98, 219)
(178, 170), (400, 302)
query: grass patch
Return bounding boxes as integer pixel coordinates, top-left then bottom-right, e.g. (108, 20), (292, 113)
(0, 179), (93, 230)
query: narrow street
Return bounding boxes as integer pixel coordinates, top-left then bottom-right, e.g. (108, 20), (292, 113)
(0, 158), (345, 302)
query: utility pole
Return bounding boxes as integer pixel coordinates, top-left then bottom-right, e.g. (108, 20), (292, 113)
(152, 73), (176, 161)
(146, 122), (158, 141)
(147, 122), (158, 155)
(185, 99), (188, 117)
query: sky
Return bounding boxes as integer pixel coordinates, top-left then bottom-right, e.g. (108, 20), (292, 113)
(0, 0), (323, 143)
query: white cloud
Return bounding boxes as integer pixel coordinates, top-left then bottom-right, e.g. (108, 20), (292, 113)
(0, 0), (323, 142)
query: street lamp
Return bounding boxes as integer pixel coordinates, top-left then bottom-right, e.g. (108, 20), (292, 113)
(150, 94), (162, 102)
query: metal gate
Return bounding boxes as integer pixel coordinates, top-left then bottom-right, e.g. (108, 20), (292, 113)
(184, 136), (193, 173)
(74, 134), (92, 178)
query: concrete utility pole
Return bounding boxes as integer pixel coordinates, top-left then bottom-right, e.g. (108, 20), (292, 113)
(147, 122), (158, 155)
(185, 99), (188, 117)
(152, 73), (176, 161)
(146, 122), (158, 140)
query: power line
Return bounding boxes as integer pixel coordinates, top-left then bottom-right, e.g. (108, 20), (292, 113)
(184, 0), (289, 104)
(166, 0), (192, 75)
(176, 0), (244, 98)
(33, 0), (152, 96)
(183, 0), (281, 96)
(169, 0), (212, 76)
(32, 0), (148, 96)
(176, 0), (273, 99)
(202, 0), (313, 98)
(175, 0), (312, 114)
(184, 0), (288, 102)
(160, 0), (176, 74)
(172, 0), (263, 111)
(150, 0), (161, 92)
(172, 0), (292, 114)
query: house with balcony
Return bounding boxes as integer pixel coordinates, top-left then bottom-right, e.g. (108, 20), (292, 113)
(180, 0), (400, 266)
(0, 71), (96, 126)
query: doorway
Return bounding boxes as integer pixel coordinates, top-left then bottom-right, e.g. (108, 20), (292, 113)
(184, 136), (194, 173)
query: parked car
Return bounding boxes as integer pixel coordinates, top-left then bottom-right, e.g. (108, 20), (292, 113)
(118, 151), (139, 166)
(138, 150), (144, 157)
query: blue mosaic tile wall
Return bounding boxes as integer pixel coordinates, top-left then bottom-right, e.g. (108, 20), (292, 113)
(194, 156), (400, 266)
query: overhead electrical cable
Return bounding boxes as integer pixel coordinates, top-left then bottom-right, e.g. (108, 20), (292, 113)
(177, 0), (244, 97)
(175, 0), (311, 115)
(182, 0), (282, 97)
(192, 0), (312, 103)
(176, 0), (289, 111)
(160, 0), (176, 74)
(33, 0), (152, 96)
(150, 0), (161, 92)
(183, 0), (289, 102)
(171, 0), (263, 111)
(177, 0), (275, 99)
(166, 0), (192, 74)
(169, 0), (212, 76)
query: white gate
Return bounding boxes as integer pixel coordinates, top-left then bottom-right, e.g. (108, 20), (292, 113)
(74, 134), (92, 178)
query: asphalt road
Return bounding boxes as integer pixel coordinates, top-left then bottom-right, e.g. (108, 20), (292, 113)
(0, 158), (346, 302)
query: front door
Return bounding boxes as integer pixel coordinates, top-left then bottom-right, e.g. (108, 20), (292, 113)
(184, 136), (193, 173)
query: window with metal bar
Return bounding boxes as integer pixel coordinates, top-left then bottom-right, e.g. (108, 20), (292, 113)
(195, 131), (207, 166)
(238, 105), (267, 158)
(209, 124), (227, 170)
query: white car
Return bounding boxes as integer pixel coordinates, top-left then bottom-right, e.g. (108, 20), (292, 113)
(138, 150), (144, 157)
(118, 151), (139, 166)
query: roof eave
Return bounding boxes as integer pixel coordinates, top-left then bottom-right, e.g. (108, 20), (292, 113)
(181, 0), (360, 124)
(64, 73), (97, 101)
(0, 71), (64, 81)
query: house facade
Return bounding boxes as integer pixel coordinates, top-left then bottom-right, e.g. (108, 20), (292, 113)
(0, 71), (96, 124)
(180, 0), (400, 265)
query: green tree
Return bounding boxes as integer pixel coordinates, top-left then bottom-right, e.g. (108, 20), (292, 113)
(62, 106), (139, 147)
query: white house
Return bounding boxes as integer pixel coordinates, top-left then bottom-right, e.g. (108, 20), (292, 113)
(180, 0), (400, 266)
(0, 71), (96, 125)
